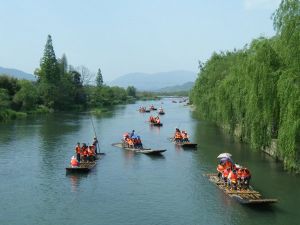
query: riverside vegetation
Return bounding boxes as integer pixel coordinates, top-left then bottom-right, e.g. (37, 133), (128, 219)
(191, 0), (300, 172)
(0, 35), (139, 121)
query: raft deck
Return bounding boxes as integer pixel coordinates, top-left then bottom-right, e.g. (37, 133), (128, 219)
(206, 173), (278, 205)
(112, 143), (166, 155)
(66, 162), (96, 173)
(171, 139), (197, 149)
(150, 122), (163, 127)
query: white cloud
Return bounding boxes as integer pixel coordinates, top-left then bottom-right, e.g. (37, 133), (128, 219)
(244, 0), (281, 10)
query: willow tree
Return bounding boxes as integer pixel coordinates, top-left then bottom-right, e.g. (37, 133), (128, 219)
(273, 0), (300, 170)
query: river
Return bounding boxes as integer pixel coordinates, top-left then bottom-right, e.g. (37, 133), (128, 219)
(0, 98), (299, 225)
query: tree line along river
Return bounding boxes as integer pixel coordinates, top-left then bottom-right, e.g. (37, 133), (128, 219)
(0, 98), (299, 225)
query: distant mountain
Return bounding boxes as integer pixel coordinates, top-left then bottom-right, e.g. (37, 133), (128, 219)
(0, 66), (35, 80)
(155, 81), (194, 93)
(110, 70), (197, 91)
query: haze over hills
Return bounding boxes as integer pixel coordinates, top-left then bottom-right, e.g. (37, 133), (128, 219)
(0, 66), (35, 80)
(109, 70), (197, 91)
(155, 81), (194, 93)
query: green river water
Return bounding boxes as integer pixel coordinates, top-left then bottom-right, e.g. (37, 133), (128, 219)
(0, 98), (299, 225)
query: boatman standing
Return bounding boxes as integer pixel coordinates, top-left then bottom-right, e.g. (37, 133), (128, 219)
(92, 137), (99, 154)
(75, 142), (81, 162)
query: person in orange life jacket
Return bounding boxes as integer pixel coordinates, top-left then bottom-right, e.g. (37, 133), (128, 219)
(241, 168), (251, 189)
(222, 167), (231, 186)
(70, 156), (79, 167)
(136, 136), (143, 149)
(87, 146), (95, 161)
(156, 116), (160, 124)
(75, 142), (81, 162)
(217, 163), (225, 180)
(228, 169), (238, 190)
(181, 131), (189, 142)
(223, 160), (233, 170)
(82, 146), (88, 162)
(92, 137), (99, 154)
(127, 138), (134, 148)
(174, 128), (182, 142)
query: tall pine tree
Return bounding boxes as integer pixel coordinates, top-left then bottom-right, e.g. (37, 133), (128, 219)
(38, 35), (60, 83)
(36, 35), (60, 108)
(96, 68), (103, 87)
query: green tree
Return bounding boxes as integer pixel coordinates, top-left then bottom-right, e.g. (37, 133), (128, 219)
(0, 88), (10, 109)
(35, 35), (60, 108)
(96, 68), (103, 87)
(13, 80), (38, 110)
(37, 35), (60, 83)
(126, 86), (136, 97)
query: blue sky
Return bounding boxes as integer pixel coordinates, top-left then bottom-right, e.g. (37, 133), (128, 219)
(0, 0), (281, 81)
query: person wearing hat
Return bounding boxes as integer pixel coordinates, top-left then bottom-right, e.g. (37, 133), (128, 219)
(92, 137), (99, 154)
(70, 156), (79, 167)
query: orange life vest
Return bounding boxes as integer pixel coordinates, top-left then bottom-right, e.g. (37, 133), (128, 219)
(237, 169), (242, 178)
(83, 149), (88, 156)
(224, 161), (233, 169)
(75, 146), (81, 154)
(217, 164), (225, 173)
(71, 158), (79, 166)
(175, 132), (182, 139)
(223, 168), (230, 178)
(228, 171), (238, 182)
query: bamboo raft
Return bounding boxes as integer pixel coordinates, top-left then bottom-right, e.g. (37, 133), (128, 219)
(170, 138), (197, 149)
(66, 161), (96, 173)
(150, 122), (163, 127)
(206, 173), (278, 204)
(158, 111), (165, 115)
(112, 143), (166, 155)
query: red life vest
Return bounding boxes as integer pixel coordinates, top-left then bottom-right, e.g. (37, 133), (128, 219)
(71, 158), (79, 166)
(223, 169), (230, 178)
(228, 171), (238, 182)
(217, 164), (225, 173)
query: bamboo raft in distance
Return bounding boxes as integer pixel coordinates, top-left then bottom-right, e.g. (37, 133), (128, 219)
(150, 122), (163, 127)
(171, 139), (197, 149)
(112, 143), (166, 155)
(66, 161), (96, 173)
(206, 173), (278, 205)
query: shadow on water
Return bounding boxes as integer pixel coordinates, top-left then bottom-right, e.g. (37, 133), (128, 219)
(145, 154), (166, 160)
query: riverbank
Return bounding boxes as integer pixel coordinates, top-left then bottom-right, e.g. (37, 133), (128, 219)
(219, 121), (300, 173)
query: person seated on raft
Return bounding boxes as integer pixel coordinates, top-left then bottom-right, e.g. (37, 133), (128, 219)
(70, 156), (79, 167)
(127, 138), (134, 148)
(155, 116), (160, 124)
(87, 146), (96, 161)
(135, 136), (143, 149)
(228, 169), (238, 190)
(81, 144), (88, 162)
(181, 131), (189, 142)
(174, 128), (183, 142)
(240, 168), (251, 189)
(80, 143), (87, 161)
(217, 163), (225, 180)
(222, 167), (231, 187)
(150, 116), (157, 123)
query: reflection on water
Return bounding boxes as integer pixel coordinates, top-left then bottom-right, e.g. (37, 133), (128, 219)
(67, 173), (89, 192)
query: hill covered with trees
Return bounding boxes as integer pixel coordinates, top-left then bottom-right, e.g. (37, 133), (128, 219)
(191, 0), (300, 172)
